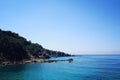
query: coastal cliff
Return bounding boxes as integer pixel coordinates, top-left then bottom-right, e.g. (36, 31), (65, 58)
(0, 29), (71, 65)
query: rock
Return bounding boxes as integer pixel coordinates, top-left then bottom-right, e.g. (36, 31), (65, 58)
(67, 58), (73, 61)
(67, 58), (73, 63)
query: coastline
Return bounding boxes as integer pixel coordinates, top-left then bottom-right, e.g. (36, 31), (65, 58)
(0, 58), (73, 67)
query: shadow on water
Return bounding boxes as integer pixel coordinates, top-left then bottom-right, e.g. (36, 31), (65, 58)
(0, 63), (45, 80)
(0, 64), (28, 80)
(0, 64), (28, 72)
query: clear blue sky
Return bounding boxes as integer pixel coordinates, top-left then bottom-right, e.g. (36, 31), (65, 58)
(0, 0), (120, 54)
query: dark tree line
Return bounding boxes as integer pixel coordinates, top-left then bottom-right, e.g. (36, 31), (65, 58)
(0, 29), (70, 62)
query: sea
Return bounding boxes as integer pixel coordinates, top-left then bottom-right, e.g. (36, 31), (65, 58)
(0, 55), (120, 80)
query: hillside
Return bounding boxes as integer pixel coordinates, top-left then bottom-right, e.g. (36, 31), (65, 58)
(0, 29), (71, 63)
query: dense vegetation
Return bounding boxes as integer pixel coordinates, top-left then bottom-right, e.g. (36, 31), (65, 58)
(0, 29), (70, 62)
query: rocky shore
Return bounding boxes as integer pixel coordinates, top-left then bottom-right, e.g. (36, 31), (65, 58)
(0, 58), (73, 67)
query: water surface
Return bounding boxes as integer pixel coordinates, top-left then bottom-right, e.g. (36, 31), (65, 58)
(0, 55), (120, 80)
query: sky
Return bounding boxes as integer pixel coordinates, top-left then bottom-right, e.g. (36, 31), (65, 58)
(0, 0), (120, 54)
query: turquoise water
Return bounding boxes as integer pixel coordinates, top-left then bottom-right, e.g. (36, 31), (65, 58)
(0, 55), (120, 80)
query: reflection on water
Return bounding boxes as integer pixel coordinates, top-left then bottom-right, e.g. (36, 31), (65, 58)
(0, 64), (27, 72)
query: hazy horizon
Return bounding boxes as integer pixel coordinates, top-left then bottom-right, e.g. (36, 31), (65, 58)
(0, 0), (120, 54)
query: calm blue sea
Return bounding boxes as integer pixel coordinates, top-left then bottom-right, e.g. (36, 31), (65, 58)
(0, 55), (120, 80)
